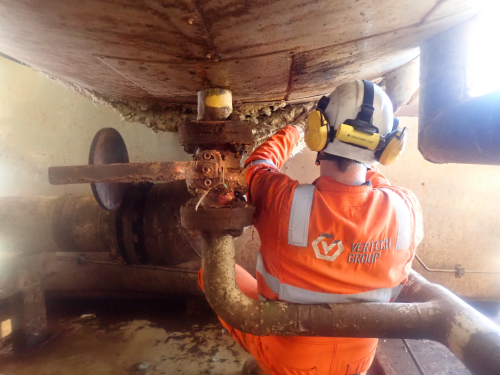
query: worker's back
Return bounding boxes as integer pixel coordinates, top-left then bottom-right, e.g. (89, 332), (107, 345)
(242, 125), (423, 375)
(199, 80), (423, 375)
(255, 168), (420, 305)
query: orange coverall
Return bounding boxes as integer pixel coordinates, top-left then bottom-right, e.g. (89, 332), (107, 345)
(199, 125), (423, 375)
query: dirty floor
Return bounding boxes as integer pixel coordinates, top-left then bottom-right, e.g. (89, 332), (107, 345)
(0, 298), (251, 375)
(0, 298), (497, 375)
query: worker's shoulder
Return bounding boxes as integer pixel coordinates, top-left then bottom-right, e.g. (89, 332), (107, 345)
(377, 184), (417, 197)
(376, 185), (422, 212)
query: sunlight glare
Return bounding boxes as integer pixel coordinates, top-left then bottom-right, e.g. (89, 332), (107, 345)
(468, 1), (500, 97)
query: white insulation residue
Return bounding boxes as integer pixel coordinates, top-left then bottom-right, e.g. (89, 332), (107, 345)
(42, 70), (316, 152)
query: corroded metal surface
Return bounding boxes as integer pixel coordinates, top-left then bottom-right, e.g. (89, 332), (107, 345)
(179, 120), (253, 146)
(0, 196), (116, 254)
(89, 128), (130, 211)
(144, 182), (200, 266)
(181, 204), (255, 233)
(116, 183), (153, 265)
(49, 161), (197, 184)
(200, 232), (500, 375)
(0, 0), (480, 105)
(45, 255), (203, 298)
(52, 196), (118, 254)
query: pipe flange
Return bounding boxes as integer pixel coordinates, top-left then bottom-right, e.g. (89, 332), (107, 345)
(180, 204), (255, 235)
(178, 120), (253, 148)
(117, 183), (153, 265)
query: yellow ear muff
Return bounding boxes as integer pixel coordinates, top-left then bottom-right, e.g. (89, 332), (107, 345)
(379, 128), (407, 166)
(305, 110), (329, 151)
(336, 124), (382, 151)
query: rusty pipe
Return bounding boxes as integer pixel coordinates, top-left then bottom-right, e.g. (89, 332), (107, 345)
(48, 161), (196, 185)
(0, 196), (116, 254)
(0, 183), (200, 267)
(201, 231), (500, 375)
(45, 256), (202, 298)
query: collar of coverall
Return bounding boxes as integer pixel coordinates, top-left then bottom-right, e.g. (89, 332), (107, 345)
(313, 175), (373, 192)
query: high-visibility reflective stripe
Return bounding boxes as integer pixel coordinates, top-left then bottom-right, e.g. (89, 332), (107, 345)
(379, 188), (411, 250)
(288, 184), (315, 247)
(390, 283), (405, 301)
(250, 159), (278, 169)
(256, 252), (281, 292)
(256, 253), (397, 304)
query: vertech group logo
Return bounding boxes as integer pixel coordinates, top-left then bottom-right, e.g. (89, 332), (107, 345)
(312, 233), (344, 262)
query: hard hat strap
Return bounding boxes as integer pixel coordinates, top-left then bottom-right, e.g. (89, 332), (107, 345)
(344, 80), (378, 135)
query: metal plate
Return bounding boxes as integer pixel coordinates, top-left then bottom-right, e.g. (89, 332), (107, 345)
(0, 0), (480, 104)
(178, 121), (253, 146)
(180, 204), (255, 232)
(89, 128), (130, 211)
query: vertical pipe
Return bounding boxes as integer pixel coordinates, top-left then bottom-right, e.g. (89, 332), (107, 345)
(419, 22), (471, 129)
(197, 88), (232, 121)
(418, 20), (500, 164)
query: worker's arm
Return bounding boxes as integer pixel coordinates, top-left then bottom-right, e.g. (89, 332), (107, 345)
(244, 125), (301, 208)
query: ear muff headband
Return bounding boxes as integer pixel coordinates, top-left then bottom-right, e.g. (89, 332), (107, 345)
(343, 80), (377, 134)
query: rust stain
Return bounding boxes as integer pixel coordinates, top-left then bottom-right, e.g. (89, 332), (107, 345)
(0, 0), (479, 110)
(285, 53), (307, 101)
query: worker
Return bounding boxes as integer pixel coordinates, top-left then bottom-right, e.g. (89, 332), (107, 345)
(199, 80), (423, 375)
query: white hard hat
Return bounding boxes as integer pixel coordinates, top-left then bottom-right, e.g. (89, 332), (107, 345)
(322, 80), (394, 165)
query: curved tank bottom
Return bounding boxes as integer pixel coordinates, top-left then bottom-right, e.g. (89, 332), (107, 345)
(0, 0), (480, 106)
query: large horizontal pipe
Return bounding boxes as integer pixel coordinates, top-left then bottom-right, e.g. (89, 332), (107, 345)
(201, 232), (500, 375)
(0, 196), (116, 253)
(45, 256), (202, 298)
(419, 20), (500, 164)
(0, 183), (200, 267)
